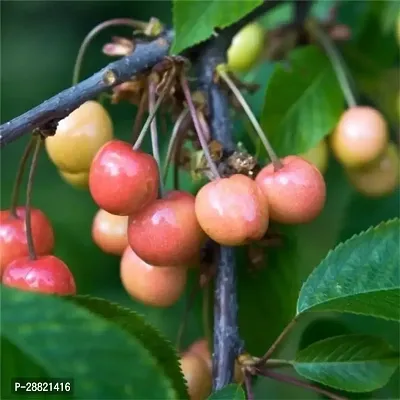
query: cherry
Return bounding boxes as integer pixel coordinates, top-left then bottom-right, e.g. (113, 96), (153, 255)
(331, 106), (388, 168)
(0, 207), (54, 274)
(227, 23), (265, 72)
(89, 140), (159, 216)
(195, 174), (269, 246)
(256, 156), (326, 224)
(180, 352), (212, 400)
(2, 255), (76, 295)
(188, 338), (244, 383)
(128, 191), (205, 267)
(346, 142), (400, 197)
(45, 101), (113, 173)
(120, 246), (187, 307)
(59, 169), (89, 189)
(92, 209), (128, 255)
(300, 140), (329, 174)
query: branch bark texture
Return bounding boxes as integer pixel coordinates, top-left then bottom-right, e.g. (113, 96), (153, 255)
(0, 31), (174, 147)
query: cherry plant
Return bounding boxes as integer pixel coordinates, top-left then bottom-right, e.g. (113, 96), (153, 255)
(1, 1), (399, 399)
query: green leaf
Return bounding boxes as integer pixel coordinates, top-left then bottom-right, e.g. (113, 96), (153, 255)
(208, 384), (245, 400)
(293, 334), (400, 392)
(71, 296), (188, 400)
(297, 219), (400, 320)
(171, 0), (262, 54)
(1, 287), (188, 399)
(261, 45), (345, 156)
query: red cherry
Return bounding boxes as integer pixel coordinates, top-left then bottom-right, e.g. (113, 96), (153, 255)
(89, 140), (159, 216)
(256, 156), (326, 224)
(0, 207), (54, 275)
(128, 191), (205, 267)
(2, 255), (76, 295)
(92, 209), (128, 255)
(194, 174), (269, 246)
(120, 246), (187, 307)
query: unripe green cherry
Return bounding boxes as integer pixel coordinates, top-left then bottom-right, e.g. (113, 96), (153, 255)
(227, 23), (265, 72)
(45, 101), (113, 173)
(300, 140), (329, 174)
(346, 142), (399, 197)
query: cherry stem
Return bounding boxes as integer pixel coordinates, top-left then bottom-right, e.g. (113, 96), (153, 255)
(25, 135), (42, 260)
(180, 73), (221, 179)
(175, 274), (201, 352)
(132, 70), (175, 151)
(148, 78), (164, 198)
(163, 108), (189, 184)
(132, 90), (148, 144)
(256, 317), (298, 366)
(307, 18), (357, 108)
(72, 18), (148, 85)
(217, 68), (282, 170)
(244, 372), (254, 400)
(10, 137), (36, 218)
(258, 369), (348, 400)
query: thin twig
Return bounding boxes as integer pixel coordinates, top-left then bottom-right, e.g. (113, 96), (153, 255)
(25, 136), (42, 260)
(244, 373), (254, 400)
(72, 18), (147, 85)
(133, 68), (176, 150)
(131, 90), (148, 144)
(218, 68), (282, 169)
(307, 18), (357, 108)
(163, 108), (189, 183)
(259, 369), (348, 400)
(180, 73), (221, 179)
(10, 138), (35, 217)
(148, 78), (164, 198)
(0, 30), (174, 148)
(256, 317), (298, 366)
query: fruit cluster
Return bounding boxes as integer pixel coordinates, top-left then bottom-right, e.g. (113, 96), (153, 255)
(301, 106), (399, 197)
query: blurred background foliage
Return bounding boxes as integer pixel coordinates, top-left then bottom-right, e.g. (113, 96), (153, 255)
(1, 1), (399, 399)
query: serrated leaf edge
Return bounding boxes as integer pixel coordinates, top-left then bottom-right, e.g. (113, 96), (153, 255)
(296, 218), (400, 315)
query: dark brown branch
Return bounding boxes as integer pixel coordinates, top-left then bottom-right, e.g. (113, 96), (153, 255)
(0, 31), (174, 147)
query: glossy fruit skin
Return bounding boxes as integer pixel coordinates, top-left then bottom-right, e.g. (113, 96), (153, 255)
(300, 140), (329, 174)
(347, 142), (400, 197)
(92, 209), (128, 255)
(89, 140), (159, 216)
(45, 101), (113, 173)
(227, 23), (265, 72)
(120, 246), (187, 307)
(195, 174), (269, 246)
(256, 156), (326, 224)
(2, 255), (76, 295)
(331, 106), (388, 168)
(59, 169), (89, 189)
(188, 339), (244, 384)
(128, 191), (205, 267)
(180, 352), (212, 400)
(0, 207), (54, 274)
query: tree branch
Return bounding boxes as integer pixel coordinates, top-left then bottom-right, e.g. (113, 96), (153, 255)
(0, 30), (174, 148)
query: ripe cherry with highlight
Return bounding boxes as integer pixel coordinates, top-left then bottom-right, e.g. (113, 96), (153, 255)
(92, 209), (128, 255)
(0, 207), (54, 274)
(2, 255), (76, 295)
(331, 106), (388, 168)
(89, 140), (159, 216)
(45, 101), (113, 173)
(128, 191), (205, 267)
(256, 156), (326, 224)
(195, 174), (269, 246)
(120, 246), (187, 307)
